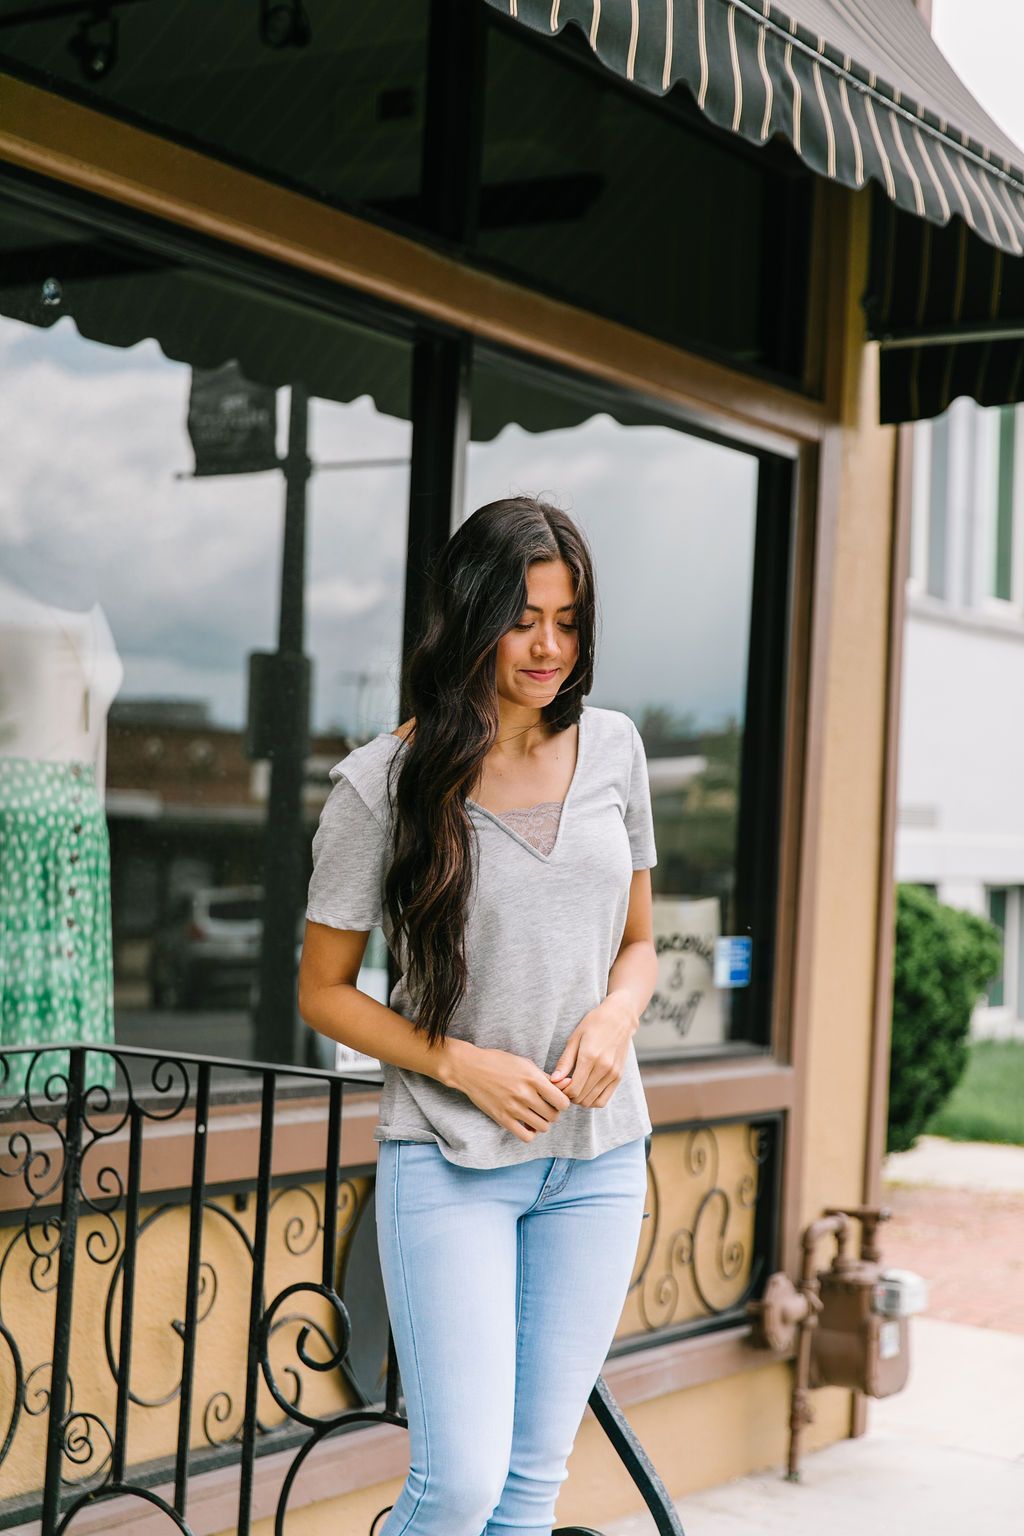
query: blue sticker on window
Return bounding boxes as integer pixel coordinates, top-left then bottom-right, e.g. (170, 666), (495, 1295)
(713, 936), (752, 989)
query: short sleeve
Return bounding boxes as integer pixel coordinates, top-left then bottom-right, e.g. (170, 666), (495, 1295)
(624, 718), (658, 870)
(305, 774), (388, 930)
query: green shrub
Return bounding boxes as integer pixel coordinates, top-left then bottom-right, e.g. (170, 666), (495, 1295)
(886, 884), (1002, 1154)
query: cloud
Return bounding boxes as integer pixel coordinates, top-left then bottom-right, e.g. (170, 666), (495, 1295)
(0, 315), (411, 734)
(467, 415), (759, 729)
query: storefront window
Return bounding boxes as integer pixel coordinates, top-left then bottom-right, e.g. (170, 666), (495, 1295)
(0, 182), (411, 1093)
(0, 2), (429, 235)
(1, 6), (814, 392)
(477, 16), (814, 387)
(466, 352), (793, 1060)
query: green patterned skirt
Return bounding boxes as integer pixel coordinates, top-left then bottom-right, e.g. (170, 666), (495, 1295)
(0, 757), (116, 1101)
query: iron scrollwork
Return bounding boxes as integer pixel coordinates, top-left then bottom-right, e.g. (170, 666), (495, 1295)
(625, 1119), (778, 1338)
(0, 1044), (781, 1534)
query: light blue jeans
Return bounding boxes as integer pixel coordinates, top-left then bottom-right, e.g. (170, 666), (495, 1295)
(373, 1133), (649, 1536)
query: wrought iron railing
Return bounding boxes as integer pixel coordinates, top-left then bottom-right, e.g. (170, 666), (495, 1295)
(0, 1043), (695, 1536)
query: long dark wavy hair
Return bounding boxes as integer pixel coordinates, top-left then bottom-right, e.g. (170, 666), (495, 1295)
(382, 496), (598, 1052)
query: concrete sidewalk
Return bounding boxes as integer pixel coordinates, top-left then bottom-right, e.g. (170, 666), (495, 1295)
(605, 1316), (1024, 1534)
(882, 1132), (1024, 1192)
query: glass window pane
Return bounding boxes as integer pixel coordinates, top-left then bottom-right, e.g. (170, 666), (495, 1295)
(987, 887), (1007, 1007)
(0, 3), (428, 235)
(0, 186), (411, 1094)
(477, 19), (814, 386)
(465, 354), (792, 1059)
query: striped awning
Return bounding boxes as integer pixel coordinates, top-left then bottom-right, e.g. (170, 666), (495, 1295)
(484, 1), (1024, 423)
(866, 186), (1024, 423)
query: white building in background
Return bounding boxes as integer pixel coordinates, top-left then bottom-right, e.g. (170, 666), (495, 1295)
(896, 396), (1024, 1038)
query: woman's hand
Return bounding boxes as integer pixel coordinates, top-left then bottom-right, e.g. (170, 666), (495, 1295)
(445, 1043), (575, 1143)
(547, 993), (638, 1109)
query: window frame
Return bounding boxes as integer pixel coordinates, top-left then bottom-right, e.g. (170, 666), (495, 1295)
(982, 885), (1023, 1019)
(977, 404), (1024, 619)
(907, 410), (953, 602)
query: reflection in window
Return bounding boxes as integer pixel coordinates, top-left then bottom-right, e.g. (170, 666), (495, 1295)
(0, 186), (411, 1091)
(477, 17), (814, 384)
(466, 354), (792, 1059)
(0, 2), (429, 234)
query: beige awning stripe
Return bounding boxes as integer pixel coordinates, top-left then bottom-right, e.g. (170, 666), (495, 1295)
(485, 0), (1024, 258)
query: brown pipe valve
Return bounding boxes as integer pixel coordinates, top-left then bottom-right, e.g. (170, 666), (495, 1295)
(747, 1271), (823, 1354)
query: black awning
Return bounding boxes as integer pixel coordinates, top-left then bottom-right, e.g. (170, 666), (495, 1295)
(864, 185), (1024, 423)
(485, 0), (1024, 422)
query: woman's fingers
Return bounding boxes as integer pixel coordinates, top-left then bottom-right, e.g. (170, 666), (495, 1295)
(536, 1074), (572, 1112)
(575, 1068), (620, 1108)
(565, 1056), (598, 1101)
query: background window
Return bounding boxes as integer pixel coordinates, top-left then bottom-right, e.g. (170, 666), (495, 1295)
(927, 412), (950, 599)
(909, 411), (951, 600)
(986, 887), (1008, 1007)
(985, 403), (1023, 608)
(0, 3), (815, 391)
(993, 406), (1016, 601)
(984, 886), (1024, 1019)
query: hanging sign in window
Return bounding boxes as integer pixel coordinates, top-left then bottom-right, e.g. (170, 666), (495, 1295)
(187, 360), (280, 477)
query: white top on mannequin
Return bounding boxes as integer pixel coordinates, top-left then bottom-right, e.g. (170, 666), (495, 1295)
(0, 571), (124, 799)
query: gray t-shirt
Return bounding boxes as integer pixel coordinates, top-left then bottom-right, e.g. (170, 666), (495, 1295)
(305, 704), (657, 1169)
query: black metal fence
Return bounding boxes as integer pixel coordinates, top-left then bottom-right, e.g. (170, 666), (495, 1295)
(0, 1043), (783, 1534)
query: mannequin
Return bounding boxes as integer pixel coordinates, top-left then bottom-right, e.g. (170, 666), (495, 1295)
(0, 566), (123, 1101)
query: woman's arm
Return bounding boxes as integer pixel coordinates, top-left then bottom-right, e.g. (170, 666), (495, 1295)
(604, 866), (659, 1024)
(548, 868), (658, 1106)
(298, 920), (471, 1085)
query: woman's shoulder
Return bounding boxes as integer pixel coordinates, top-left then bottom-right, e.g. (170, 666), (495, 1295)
(327, 728), (407, 828)
(582, 704), (639, 751)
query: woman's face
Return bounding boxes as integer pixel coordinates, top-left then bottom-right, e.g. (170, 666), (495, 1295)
(495, 558), (580, 712)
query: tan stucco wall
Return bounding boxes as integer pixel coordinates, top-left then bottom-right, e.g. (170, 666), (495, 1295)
(800, 186), (896, 1235)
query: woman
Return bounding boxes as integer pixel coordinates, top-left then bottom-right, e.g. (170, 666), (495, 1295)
(298, 495), (659, 1536)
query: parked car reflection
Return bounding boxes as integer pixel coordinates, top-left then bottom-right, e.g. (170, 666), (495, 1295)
(149, 885), (267, 1009)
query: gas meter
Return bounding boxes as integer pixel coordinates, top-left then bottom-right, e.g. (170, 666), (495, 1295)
(747, 1206), (928, 1480)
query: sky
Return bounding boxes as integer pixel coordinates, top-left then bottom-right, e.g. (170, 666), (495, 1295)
(931, 0), (1024, 154)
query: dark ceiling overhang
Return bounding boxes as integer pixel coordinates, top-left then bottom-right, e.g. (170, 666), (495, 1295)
(484, 0), (1024, 423)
